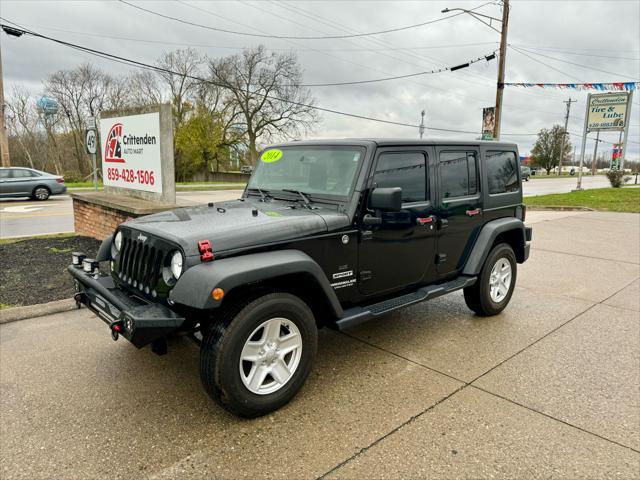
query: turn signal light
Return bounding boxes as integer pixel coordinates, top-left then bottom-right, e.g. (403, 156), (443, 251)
(211, 288), (224, 301)
(198, 240), (214, 262)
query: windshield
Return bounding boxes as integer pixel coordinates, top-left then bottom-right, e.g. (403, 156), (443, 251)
(248, 146), (365, 198)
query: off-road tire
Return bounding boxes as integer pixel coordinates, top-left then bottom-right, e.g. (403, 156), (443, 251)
(200, 292), (317, 418)
(464, 243), (517, 316)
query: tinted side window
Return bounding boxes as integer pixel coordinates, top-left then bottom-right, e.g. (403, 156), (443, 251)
(373, 152), (426, 202)
(0, 169), (10, 179)
(439, 151), (478, 199)
(486, 151), (519, 194)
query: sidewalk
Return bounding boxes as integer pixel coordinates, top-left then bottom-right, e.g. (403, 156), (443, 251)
(1, 211), (638, 479)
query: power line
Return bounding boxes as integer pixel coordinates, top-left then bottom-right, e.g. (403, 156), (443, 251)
(0, 23), (434, 131)
(3, 23), (636, 144)
(288, 51), (497, 87)
(509, 46), (585, 82)
(16, 20), (498, 52)
(118, 0), (471, 40)
(512, 45), (640, 62)
(515, 46), (640, 80)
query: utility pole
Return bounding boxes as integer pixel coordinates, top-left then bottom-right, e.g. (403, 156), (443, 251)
(590, 131), (601, 175)
(441, 3), (507, 139)
(558, 98), (576, 175)
(419, 109), (426, 139)
(493, 0), (509, 140)
(0, 40), (11, 167)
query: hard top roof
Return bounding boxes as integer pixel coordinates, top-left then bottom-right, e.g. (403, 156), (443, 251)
(268, 138), (518, 148)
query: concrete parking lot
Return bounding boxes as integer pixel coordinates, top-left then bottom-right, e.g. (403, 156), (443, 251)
(1, 210), (638, 479)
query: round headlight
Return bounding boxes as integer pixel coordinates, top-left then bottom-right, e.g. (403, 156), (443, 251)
(170, 251), (183, 279)
(114, 231), (123, 251)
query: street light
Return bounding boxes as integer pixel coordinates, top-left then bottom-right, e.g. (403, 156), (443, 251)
(442, 1), (510, 140)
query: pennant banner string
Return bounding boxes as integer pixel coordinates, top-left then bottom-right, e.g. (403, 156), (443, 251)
(502, 82), (637, 91)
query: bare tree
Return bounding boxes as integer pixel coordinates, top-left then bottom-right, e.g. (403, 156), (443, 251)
(5, 86), (66, 174)
(129, 70), (165, 107)
(45, 63), (113, 174)
(208, 46), (318, 163)
(154, 48), (203, 128)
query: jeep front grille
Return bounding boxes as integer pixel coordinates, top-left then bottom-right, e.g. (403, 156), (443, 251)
(117, 237), (165, 296)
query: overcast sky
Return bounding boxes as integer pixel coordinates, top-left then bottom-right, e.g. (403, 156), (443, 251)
(2, 0), (639, 159)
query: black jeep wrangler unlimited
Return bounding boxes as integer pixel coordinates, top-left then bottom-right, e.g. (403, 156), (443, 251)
(69, 139), (531, 417)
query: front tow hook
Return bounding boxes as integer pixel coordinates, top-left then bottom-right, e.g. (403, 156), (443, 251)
(110, 321), (124, 341)
(73, 292), (85, 309)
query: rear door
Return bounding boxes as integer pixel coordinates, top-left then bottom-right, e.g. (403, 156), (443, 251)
(435, 147), (483, 277)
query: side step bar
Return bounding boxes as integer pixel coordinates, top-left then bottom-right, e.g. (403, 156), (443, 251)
(333, 275), (477, 331)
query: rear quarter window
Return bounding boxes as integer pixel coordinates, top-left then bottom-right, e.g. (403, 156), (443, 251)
(486, 151), (519, 195)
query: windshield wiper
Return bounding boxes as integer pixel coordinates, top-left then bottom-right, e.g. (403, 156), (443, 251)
(282, 189), (312, 209)
(246, 187), (271, 202)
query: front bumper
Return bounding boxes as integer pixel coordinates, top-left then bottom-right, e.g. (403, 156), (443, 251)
(68, 265), (185, 348)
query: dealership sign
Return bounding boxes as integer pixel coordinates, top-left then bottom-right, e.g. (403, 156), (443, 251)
(100, 112), (163, 193)
(586, 92), (630, 132)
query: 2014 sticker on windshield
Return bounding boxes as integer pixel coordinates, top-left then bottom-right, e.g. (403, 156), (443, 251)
(261, 149), (283, 163)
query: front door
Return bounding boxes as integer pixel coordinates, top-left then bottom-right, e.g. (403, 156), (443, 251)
(435, 147), (483, 277)
(358, 147), (437, 296)
(5, 169), (35, 195)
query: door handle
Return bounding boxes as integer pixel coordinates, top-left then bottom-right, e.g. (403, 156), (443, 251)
(438, 218), (449, 229)
(466, 208), (482, 217)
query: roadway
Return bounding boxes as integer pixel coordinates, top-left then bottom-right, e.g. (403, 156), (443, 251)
(0, 176), (613, 239)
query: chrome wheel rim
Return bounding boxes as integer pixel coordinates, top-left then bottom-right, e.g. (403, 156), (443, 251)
(239, 317), (303, 395)
(35, 188), (48, 200)
(489, 258), (512, 303)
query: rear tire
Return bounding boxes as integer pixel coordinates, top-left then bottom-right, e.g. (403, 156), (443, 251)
(200, 292), (317, 417)
(32, 186), (50, 201)
(464, 243), (517, 316)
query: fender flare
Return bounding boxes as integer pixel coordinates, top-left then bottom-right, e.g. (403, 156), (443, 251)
(462, 218), (526, 276)
(96, 235), (113, 262)
(169, 249), (343, 316)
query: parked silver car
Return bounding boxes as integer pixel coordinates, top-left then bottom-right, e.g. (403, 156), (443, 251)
(0, 167), (67, 200)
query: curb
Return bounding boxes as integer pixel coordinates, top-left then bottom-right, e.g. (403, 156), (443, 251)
(0, 299), (77, 325)
(526, 206), (595, 212)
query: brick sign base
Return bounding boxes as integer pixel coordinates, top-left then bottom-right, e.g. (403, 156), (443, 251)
(72, 193), (177, 240)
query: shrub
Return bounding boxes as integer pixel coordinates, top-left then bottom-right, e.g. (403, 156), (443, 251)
(606, 170), (630, 188)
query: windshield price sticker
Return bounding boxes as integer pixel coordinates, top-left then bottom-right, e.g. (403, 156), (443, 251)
(261, 149), (283, 163)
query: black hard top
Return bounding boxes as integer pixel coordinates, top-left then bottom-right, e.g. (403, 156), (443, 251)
(269, 138), (518, 148)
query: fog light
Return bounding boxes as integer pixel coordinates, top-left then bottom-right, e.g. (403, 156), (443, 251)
(124, 317), (134, 332)
(72, 252), (86, 266)
(211, 288), (224, 301)
(82, 258), (98, 273)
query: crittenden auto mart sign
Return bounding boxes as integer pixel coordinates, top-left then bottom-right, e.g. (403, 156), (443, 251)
(100, 112), (163, 193)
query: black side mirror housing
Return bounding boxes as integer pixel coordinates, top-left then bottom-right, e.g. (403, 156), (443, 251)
(370, 187), (402, 211)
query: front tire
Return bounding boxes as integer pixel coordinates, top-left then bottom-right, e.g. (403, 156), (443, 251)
(200, 293), (317, 417)
(464, 243), (517, 316)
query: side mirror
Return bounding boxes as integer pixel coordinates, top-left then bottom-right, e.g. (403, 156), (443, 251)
(370, 187), (402, 211)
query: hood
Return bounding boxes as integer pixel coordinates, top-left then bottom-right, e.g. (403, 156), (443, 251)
(122, 198), (349, 257)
